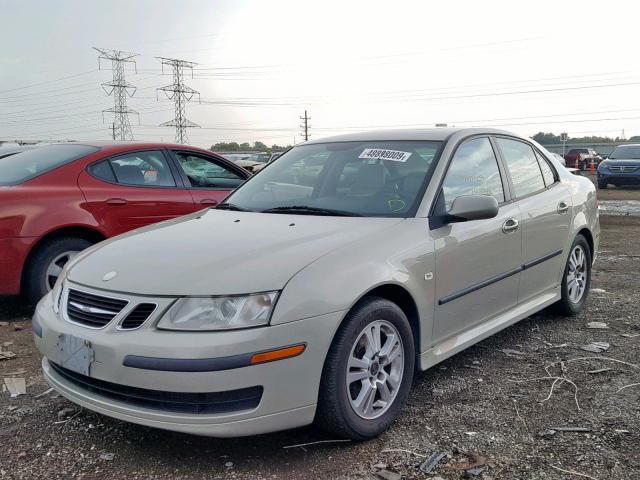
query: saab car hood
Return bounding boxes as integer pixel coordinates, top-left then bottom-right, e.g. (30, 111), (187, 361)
(68, 210), (402, 296)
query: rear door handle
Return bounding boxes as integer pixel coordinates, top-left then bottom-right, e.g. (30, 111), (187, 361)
(200, 198), (219, 206)
(106, 198), (128, 205)
(502, 218), (519, 234)
(557, 201), (569, 214)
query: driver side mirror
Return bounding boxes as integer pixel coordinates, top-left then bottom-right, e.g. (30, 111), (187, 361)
(446, 194), (499, 223)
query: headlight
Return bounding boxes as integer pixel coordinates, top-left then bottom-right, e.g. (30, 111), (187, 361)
(157, 292), (279, 331)
(51, 271), (66, 314)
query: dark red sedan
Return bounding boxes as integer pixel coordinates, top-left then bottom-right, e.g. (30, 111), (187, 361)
(0, 142), (249, 303)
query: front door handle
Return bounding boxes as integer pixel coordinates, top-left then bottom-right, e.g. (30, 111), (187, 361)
(200, 198), (219, 206)
(557, 201), (569, 214)
(502, 218), (519, 234)
(106, 198), (128, 205)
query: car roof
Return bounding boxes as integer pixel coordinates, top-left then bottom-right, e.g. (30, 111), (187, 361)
(42, 141), (218, 157)
(303, 127), (517, 144)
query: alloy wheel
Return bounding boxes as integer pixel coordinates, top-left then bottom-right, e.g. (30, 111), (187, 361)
(45, 251), (79, 291)
(346, 319), (404, 419)
(567, 245), (587, 303)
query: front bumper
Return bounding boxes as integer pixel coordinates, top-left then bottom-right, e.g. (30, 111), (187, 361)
(597, 170), (640, 186)
(0, 237), (36, 295)
(34, 289), (344, 437)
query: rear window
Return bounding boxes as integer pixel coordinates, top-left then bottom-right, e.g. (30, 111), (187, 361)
(0, 144), (98, 186)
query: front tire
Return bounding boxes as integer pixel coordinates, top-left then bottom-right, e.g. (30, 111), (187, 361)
(23, 237), (91, 304)
(315, 297), (415, 440)
(554, 235), (591, 315)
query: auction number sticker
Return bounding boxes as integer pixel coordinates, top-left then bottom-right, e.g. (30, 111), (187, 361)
(359, 148), (412, 162)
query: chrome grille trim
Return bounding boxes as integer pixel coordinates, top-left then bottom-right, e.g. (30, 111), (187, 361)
(64, 288), (129, 329)
(608, 165), (638, 173)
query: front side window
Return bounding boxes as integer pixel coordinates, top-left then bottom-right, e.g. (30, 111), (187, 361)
(0, 144), (98, 186)
(223, 140), (442, 217)
(441, 137), (505, 210)
(496, 138), (546, 198)
(92, 150), (176, 187)
(175, 153), (244, 189)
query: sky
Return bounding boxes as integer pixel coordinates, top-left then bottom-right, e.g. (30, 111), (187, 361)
(1, 0), (640, 148)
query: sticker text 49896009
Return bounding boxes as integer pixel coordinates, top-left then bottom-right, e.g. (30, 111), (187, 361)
(358, 148), (413, 162)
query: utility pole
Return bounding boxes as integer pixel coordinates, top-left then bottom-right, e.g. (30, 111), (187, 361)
(93, 47), (139, 141)
(156, 57), (200, 144)
(299, 110), (310, 141)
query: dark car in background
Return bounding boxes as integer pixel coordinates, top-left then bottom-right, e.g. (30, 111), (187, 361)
(597, 144), (640, 189)
(564, 148), (602, 170)
(0, 142), (249, 303)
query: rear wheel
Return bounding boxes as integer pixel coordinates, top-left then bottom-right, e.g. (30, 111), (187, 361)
(554, 235), (591, 315)
(23, 237), (91, 304)
(315, 297), (415, 440)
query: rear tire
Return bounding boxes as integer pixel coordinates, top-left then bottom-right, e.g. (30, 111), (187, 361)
(315, 297), (415, 440)
(23, 237), (91, 304)
(553, 235), (591, 316)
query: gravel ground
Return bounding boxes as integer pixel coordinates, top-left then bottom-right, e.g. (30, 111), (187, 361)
(1, 191), (639, 479)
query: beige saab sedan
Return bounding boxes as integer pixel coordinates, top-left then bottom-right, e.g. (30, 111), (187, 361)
(33, 128), (599, 439)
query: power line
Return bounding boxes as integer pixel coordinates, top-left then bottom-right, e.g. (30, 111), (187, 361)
(94, 47), (140, 140)
(0, 69), (99, 95)
(156, 57), (200, 144)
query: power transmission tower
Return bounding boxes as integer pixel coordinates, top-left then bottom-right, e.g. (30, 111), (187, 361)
(156, 57), (200, 144)
(300, 110), (310, 141)
(93, 47), (139, 141)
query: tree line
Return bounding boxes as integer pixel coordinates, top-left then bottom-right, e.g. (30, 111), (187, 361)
(210, 141), (291, 152)
(532, 132), (640, 145)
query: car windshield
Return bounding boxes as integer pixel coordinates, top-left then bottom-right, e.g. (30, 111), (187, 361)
(221, 140), (442, 217)
(0, 144), (98, 186)
(609, 145), (640, 159)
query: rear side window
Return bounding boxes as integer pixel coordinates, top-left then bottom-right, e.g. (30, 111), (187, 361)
(88, 160), (116, 182)
(90, 151), (176, 187)
(441, 137), (505, 210)
(534, 150), (556, 187)
(496, 138), (545, 198)
(0, 144), (98, 186)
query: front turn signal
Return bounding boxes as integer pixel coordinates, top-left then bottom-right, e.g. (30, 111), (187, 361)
(250, 344), (306, 365)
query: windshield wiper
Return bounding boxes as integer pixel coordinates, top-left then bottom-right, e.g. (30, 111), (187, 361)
(261, 205), (361, 216)
(216, 202), (251, 212)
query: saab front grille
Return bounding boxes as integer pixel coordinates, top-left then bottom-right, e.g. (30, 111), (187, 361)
(49, 362), (263, 415)
(66, 289), (127, 328)
(120, 303), (156, 329)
